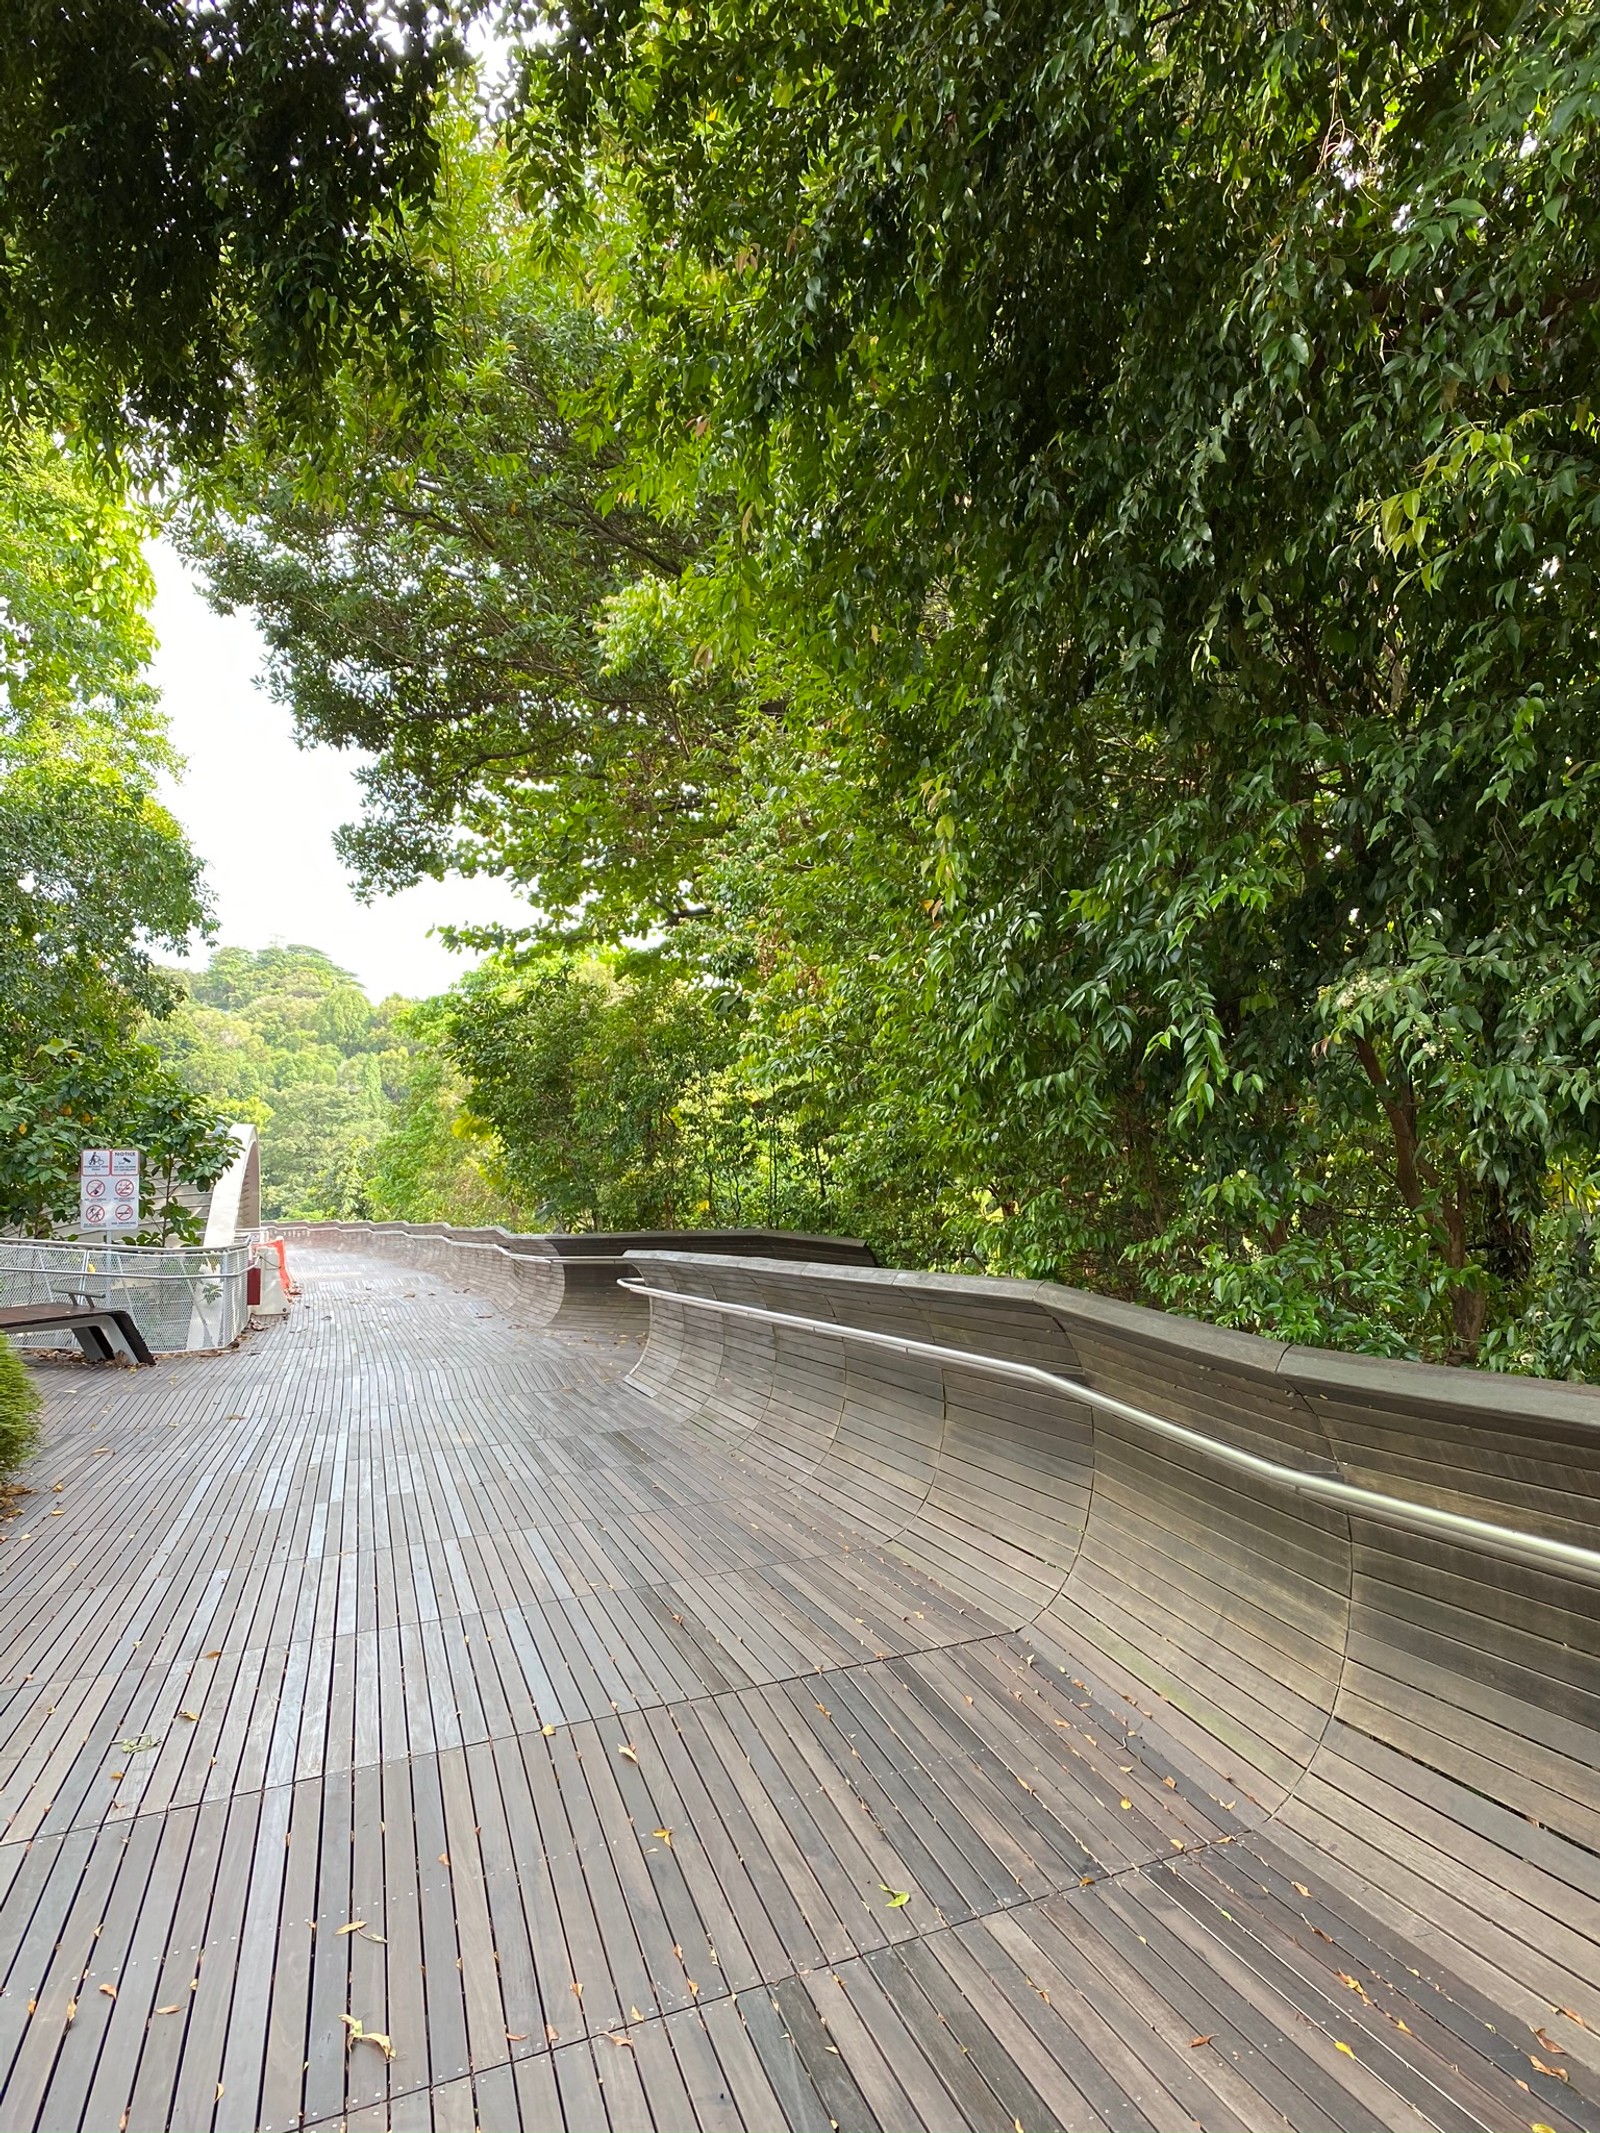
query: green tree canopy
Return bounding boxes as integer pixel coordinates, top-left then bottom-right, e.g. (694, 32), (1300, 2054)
(513, 0), (1600, 1361)
(0, 438), (233, 1233)
(0, 0), (467, 459)
(180, 123), (736, 938)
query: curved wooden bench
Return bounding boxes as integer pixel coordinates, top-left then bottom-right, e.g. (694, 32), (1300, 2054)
(624, 1249), (1600, 2072)
(278, 1221), (877, 1335)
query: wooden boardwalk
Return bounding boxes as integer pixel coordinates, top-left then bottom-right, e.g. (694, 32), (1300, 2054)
(0, 1248), (1593, 2132)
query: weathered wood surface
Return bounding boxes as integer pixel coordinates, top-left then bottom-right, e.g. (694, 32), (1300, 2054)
(279, 1226), (879, 1339)
(0, 1247), (1594, 2131)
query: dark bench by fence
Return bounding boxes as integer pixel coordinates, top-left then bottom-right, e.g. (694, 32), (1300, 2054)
(0, 1300), (154, 1366)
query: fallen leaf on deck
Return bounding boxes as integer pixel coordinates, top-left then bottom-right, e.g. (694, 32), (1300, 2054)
(570, 1981), (584, 1999)
(506, 2031), (527, 2042)
(605, 2033), (635, 2050)
(156, 2006), (181, 2016)
(65, 2000), (77, 2024)
(1529, 2056), (1568, 2082)
(204, 1651), (221, 1660)
(1162, 1775), (1176, 1789)
(215, 2084), (224, 2102)
(109, 1772), (124, 1782)
(363, 2031), (395, 2060)
(879, 1885), (911, 1908)
(1189, 2035), (1214, 2048)
(438, 1853), (449, 1867)
(1532, 2028), (1566, 2054)
(337, 1922), (366, 1935)
(179, 1710), (200, 1722)
(1556, 2010), (1588, 2029)
(546, 2026), (560, 2044)
(99, 1984), (116, 1999)
(1293, 1882), (1311, 1897)
(1335, 2041), (1355, 2059)
(652, 1829), (673, 1847)
(616, 1743), (638, 1762)
(541, 1724), (556, 1737)
(1119, 1798), (1132, 1810)
(362, 1931), (387, 1944)
(117, 1736), (158, 1754)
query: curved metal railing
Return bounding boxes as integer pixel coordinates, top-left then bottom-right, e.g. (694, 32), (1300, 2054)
(621, 1279), (1600, 1590)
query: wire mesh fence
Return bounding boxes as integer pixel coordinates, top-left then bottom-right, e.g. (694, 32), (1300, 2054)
(0, 1240), (252, 1353)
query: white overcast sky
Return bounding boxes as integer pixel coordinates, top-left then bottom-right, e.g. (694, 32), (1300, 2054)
(147, 538), (530, 1002)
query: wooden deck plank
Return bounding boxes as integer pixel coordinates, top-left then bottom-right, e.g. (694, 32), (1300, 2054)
(1, 1243), (1591, 2131)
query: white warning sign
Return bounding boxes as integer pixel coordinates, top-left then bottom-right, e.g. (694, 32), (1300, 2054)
(80, 1148), (140, 1232)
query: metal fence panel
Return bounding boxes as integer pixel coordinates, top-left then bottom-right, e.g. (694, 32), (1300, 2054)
(0, 1240), (251, 1353)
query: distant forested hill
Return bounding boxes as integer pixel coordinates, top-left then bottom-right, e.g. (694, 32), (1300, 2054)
(151, 944), (532, 1227)
(151, 945), (409, 1221)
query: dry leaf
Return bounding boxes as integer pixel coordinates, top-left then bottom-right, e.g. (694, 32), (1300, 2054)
(879, 1884), (911, 1908)
(117, 1735), (158, 1754)
(1293, 1882), (1311, 1898)
(108, 1771), (124, 1782)
(215, 2085), (224, 2103)
(99, 1984), (116, 2000)
(438, 1853), (449, 1867)
(1335, 2041), (1355, 2060)
(570, 1981), (584, 1999)
(506, 2031), (528, 2042)
(179, 1710), (200, 1722)
(1533, 2123), (1560, 2131)
(605, 2033), (636, 2051)
(1162, 1775), (1176, 1789)
(545, 2025), (560, 2044)
(156, 2005), (181, 2016)
(616, 1743), (638, 1762)
(652, 1828), (673, 1847)
(65, 2000), (78, 2025)
(341, 2015), (363, 2034)
(1529, 2056), (1568, 2082)
(1556, 2009), (1588, 2029)
(363, 2031), (395, 2061)
(1532, 2028), (1566, 2054)
(1189, 2035), (1215, 2048)
(337, 1922), (366, 1935)
(541, 1724), (556, 1737)
(362, 1930), (387, 1944)
(204, 1650), (221, 1660)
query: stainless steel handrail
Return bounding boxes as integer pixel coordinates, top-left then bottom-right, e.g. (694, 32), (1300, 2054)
(620, 1279), (1600, 1589)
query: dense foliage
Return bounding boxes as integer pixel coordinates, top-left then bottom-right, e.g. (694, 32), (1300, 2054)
(152, 946), (418, 1221)
(0, 1335), (40, 1486)
(0, 441), (233, 1235)
(179, 11), (1600, 1374)
(0, 0), (464, 458)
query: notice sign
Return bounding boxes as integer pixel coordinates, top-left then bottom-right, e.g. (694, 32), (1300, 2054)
(80, 1148), (140, 1232)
